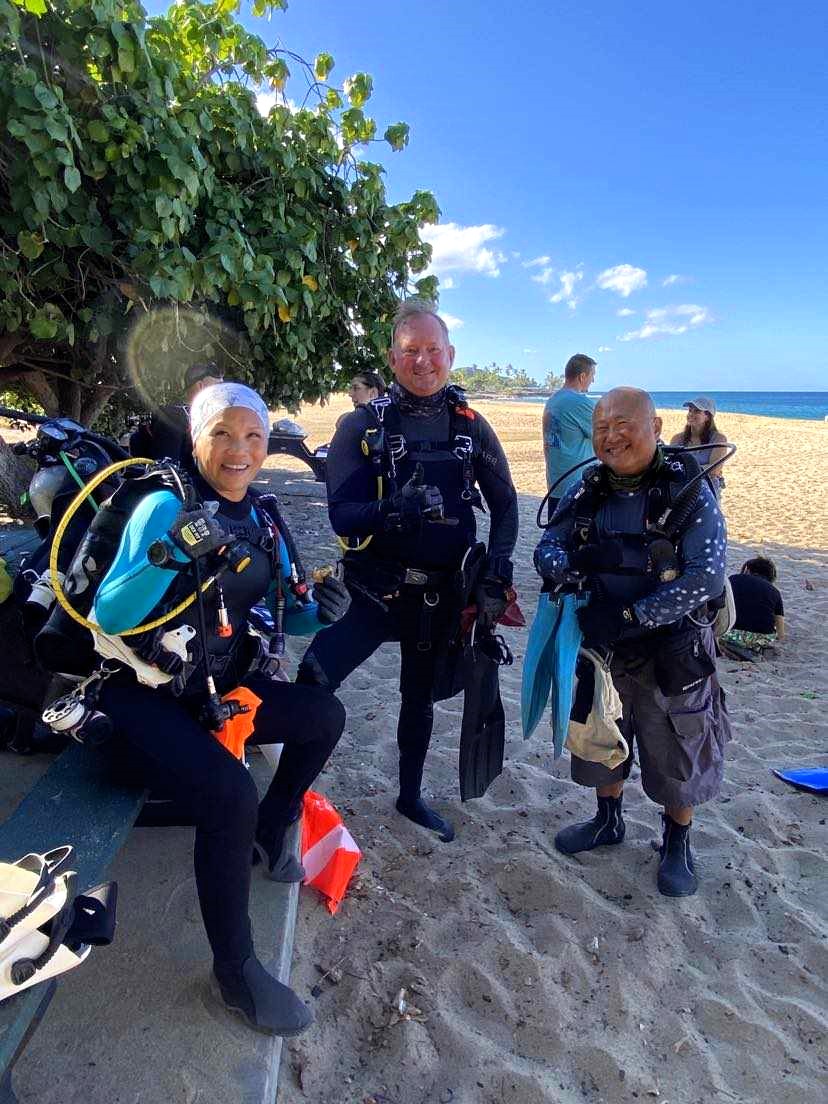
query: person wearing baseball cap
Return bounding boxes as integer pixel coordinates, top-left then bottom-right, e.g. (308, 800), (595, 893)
(130, 361), (225, 466)
(670, 396), (729, 497)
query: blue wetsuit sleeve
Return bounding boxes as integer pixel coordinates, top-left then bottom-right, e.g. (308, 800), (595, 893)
(633, 484), (727, 628)
(533, 484), (581, 581)
(94, 489), (188, 634)
(325, 410), (390, 536)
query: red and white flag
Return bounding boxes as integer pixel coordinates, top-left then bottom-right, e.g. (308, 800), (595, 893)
(301, 791), (361, 915)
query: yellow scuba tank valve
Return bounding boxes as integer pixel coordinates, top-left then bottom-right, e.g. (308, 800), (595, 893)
(48, 457), (219, 637)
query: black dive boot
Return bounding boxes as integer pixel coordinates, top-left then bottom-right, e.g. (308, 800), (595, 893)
(254, 819), (305, 883)
(213, 955), (313, 1036)
(396, 698), (455, 842)
(657, 814), (698, 897)
(554, 794), (625, 855)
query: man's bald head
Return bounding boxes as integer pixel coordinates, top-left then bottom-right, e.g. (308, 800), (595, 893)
(592, 387), (662, 476)
(594, 386), (656, 422)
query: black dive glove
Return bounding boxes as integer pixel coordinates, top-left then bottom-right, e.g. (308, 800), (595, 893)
(568, 540), (624, 575)
(474, 575), (510, 632)
(168, 508), (229, 561)
(577, 599), (638, 650)
(314, 574), (351, 625)
(388, 462), (443, 522)
(131, 629), (186, 676)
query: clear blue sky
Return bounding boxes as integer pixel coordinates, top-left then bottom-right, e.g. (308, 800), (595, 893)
(145, 1), (827, 391)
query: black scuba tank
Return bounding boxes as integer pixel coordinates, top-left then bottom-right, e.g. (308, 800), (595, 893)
(34, 465), (190, 676)
(61, 466), (189, 619)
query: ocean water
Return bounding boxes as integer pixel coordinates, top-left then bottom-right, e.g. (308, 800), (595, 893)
(521, 391), (828, 421)
(645, 392), (828, 421)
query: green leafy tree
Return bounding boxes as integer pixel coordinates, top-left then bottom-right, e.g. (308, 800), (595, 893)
(451, 362), (538, 395)
(0, 0), (439, 508)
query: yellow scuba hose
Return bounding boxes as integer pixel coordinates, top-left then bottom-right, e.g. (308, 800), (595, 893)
(49, 457), (216, 637)
(335, 475), (383, 552)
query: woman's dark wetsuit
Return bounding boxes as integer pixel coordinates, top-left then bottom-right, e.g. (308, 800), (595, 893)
(90, 473), (345, 968)
(298, 384), (518, 838)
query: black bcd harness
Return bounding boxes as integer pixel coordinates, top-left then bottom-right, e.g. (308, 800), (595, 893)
(338, 387), (485, 554)
(560, 447), (726, 622)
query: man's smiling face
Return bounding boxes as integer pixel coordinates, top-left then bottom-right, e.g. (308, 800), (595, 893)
(592, 389), (662, 476)
(388, 313), (455, 397)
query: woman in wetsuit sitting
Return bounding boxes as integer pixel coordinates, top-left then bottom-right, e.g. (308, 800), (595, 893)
(78, 383), (349, 1036)
(670, 395), (729, 498)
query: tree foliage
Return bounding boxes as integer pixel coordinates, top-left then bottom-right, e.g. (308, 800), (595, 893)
(451, 362), (539, 395)
(0, 0), (440, 428)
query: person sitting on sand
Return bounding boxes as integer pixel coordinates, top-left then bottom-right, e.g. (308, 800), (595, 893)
(723, 556), (785, 653)
(670, 395), (729, 498)
(334, 371), (388, 431)
(348, 370), (386, 408)
(129, 361), (224, 467)
(535, 387), (731, 898)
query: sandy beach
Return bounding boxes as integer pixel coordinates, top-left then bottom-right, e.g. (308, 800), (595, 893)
(2, 398), (826, 1103)
(267, 397), (827, 1104)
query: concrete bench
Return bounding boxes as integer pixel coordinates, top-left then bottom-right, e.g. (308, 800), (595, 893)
(0, 742), (146, 1103)
(1, 743), (302, 1104)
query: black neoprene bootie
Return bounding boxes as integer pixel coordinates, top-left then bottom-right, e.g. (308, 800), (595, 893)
(395, 795), (455, 843)
(253, 822), (305, 883)
(657, 814), (698, 897)
(554, 794), (625, 855)
(213, 955), (313, 1036)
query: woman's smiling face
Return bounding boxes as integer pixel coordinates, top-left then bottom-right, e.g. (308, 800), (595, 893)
(193, 405), (267, 500)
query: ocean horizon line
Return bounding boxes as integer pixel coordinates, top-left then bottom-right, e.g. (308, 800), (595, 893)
(468, 390), (828, 422)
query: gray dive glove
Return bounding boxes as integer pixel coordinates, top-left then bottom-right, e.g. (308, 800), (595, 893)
(314, 573), (351, 625)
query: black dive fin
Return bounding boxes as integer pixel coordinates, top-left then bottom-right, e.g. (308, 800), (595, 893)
(458, 637), (506, 801)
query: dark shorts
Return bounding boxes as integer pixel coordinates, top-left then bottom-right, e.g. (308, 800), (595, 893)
(571, 628), (731, 807)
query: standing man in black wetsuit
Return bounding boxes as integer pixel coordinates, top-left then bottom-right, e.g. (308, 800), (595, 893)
(298, 299), (518, 841)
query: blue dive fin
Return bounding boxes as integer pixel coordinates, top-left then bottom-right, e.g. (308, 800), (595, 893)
(521, 592), (562, 741)
(549, 592), (586, 759)
(772, 768), (828, 795)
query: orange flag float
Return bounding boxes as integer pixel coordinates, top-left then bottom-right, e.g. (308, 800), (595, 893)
(301, 790), (361, 915)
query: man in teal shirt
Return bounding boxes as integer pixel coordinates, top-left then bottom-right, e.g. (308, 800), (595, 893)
(543, 354), (596, 511)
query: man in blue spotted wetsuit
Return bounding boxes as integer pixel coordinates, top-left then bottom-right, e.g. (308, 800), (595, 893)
(535, 387), (730, 897)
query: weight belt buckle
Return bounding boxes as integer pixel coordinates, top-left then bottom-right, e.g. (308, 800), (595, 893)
(403, 568), (428, 586)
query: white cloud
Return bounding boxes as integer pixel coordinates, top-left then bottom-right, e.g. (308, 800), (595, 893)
(597, 345), (613, 353)
(618, 303), (713, 342)
(523, 255), (551, 269)
(439, 276), (455, 290)
(662, 273), (690, 286)
(596, 264), (648, 298)
(256, 91), (279, 115)
(549, 269), (583, 310)
(441, 312), (464, 331)
(256, 92), (299, 115)
(420, 222), (505, 278)
(616, 307), (635, 317)
(523, 347), (537, 355)
(531, 266), (556, 286)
